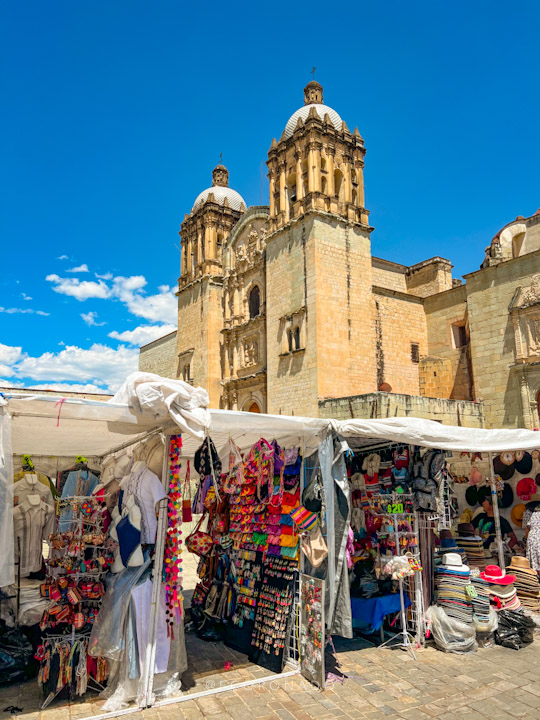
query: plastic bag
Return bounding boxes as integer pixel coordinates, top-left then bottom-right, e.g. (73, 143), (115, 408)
(426, 605), (477, 654)
(473, 607), (498, 647)
(0, 626), (34, 685)
(495, 610), (536, 651)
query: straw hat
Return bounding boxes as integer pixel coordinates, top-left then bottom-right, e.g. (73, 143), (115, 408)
(511, 503), (526, 527)
(507, 556), (537, 575)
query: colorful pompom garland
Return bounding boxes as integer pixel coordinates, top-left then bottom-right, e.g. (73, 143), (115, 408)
(164, 434), (183, 636)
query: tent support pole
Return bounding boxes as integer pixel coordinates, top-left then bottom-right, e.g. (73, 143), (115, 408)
(141, 432), (171, 708)
(487, 452), (506, 573)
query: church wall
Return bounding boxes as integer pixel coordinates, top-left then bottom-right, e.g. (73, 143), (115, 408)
(464, 251), (540, 428)
(371, 259), (408, 293)
(318, 392), (485, 427)
(265, 218), (319, 417)
(139, 331), (177, 379)
(177, 278), (223, 407)
(423, 284), (473, 400)
(312, 217), (376, 403)
(372, 290), (427, 395)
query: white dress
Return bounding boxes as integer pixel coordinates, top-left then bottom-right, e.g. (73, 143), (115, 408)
(524, 508), (540, 571)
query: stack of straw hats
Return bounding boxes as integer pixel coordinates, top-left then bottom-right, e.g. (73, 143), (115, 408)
(506, 556), (540, 612)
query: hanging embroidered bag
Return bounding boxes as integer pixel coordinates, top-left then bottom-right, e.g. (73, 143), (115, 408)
(186, 514), (213, 557)
(291, 505), (319, 532)
(182, 461), (192, 523)
(223, 439), (244, 494)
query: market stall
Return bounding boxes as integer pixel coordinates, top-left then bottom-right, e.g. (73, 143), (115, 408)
(3, 373), (540, 718)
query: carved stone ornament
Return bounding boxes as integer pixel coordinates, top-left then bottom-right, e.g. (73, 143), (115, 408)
(521, 274), (540, 308)
(243, 338), (259, 367)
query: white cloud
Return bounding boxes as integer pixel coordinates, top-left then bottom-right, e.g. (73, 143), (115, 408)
(0, 342), (138, 392)
(58, 255), (69, 260)
(81, 311), (106, 327)
(28, 382), (110, 394)
(0, 307), (50, 316)
(46, 274), (111, 301)
(0, 344), (23, 364)
(46, 273), (177, 324)
(96, 272), (113, 280)
(67, 264), (89, 273)
(22, 293), (32, 301)
(108, 323), (176, 346)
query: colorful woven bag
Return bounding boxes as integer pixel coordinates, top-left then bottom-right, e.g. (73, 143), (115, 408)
(186, 515), (213, 557)
(290, 505), (318, 532)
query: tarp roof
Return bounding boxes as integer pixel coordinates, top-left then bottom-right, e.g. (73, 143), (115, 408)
(3, 372), (540, 458)
(5, 394), (540, 459)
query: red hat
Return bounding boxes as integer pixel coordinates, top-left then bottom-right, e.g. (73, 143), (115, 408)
(480, 565), (516, 585)
(516, 477), (536, 501)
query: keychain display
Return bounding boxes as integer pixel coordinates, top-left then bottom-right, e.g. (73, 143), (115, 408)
(300, 574), (325, 689)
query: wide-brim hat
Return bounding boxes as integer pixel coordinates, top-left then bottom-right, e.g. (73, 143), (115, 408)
(481, 565), (516, 584)
(507, 556), (537, 575)
(470, 467), (483, 485)
(515, 451), (533, 475)
(517, 477), (537, 501)
(511, 503), (526, 527)
(441, 538), (458, 549)
(457, 522), (476, 536)
(476, 483), (513, 509)
(441, 552), (469, 572)
(492, 455), (515, 481)
(489, 583), (516, 599)
(465, 486), (479, 507)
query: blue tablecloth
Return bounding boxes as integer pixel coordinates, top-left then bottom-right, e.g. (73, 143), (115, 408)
(351, 594), (411, 633)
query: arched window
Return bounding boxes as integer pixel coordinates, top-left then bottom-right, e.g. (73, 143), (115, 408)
(321, 176), (327, 195)
(352, 188), (357, 205)
(249, 285), (261, 319)
(320, 156), (327, 171)
(287, 173), (297, 204)
(294, 327), (300, 350)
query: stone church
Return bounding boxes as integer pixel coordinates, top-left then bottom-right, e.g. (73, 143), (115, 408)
(139, 81), (540, 430)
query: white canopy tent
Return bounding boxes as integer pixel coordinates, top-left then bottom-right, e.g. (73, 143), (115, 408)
(1, 373), (540, 713)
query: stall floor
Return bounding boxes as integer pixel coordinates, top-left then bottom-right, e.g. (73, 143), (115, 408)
(0, 547), (275, 720)
(0, 632), (274, 720)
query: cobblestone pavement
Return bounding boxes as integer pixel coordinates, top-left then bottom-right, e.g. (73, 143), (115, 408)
(3, 637), (540, 720)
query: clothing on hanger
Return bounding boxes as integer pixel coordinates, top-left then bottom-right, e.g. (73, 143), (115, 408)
(14, 498), (55, 576)
(119, 463), (167, 544)
(15, 469), (58, 499)
(13, 473), (54, 508)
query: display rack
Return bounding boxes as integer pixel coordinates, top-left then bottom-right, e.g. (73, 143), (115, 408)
(371, 493), (423, 658)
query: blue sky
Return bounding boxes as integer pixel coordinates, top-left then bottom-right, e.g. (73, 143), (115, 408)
(1, 1), (539, 393)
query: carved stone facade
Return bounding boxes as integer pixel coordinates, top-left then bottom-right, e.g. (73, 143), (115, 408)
(221, 211), (268, 411)
(138, 81), (540, 430)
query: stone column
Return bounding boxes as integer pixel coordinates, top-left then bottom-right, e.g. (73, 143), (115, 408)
(328, 153), (335, 196)
(520, 373), (534, 429)
(279, 166), (288, 223)
(269, 174), (275, 217)
(296, 156), (303, 200)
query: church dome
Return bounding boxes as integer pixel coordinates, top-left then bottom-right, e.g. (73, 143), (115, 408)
(283, 81), (342, 140)
(192, 164), (246, 213)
